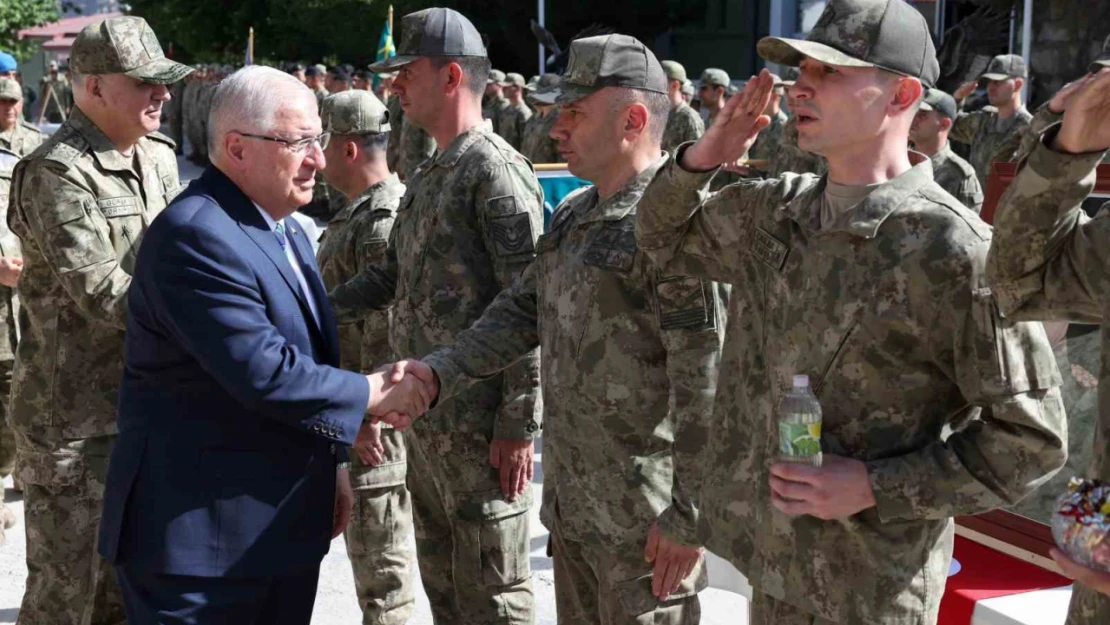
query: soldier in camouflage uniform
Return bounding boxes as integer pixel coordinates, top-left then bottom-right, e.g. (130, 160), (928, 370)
(483, 69), (511, 132)
(6, 16), (191, 625)
(767, 114), (827, 177)
(317, 90), (415, 625)
(0, 78), (43, 507)
(743, 75), (788, 163)
(180, 66), (202, 160)
(697, 68), (729, 128)
(37, 61), (69, 123)
(0, 148), (22, 543)
(165, 78), (185, 154)
(909, 88), (983, 212)
(985, 64), (1110, 625)
(307, 65), (329, 108)
(392, 35), (724, 624)
(333, 9), (543, 624)
(660, 61), (704, 153)
(384, 93), (436, 181)
(635, 2), (1067, 623)
(496, 73), (532, 151)
(520, 74), (561, 164)
(950, 54), (1033, 191)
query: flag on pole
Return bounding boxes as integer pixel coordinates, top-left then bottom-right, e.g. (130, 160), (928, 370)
(245, 27), (254, 66)
(376, 6), (396, 64)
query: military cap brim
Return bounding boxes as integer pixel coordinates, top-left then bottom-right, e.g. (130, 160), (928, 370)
(758, 37), (874, 70)
(369, 55), (419, 73)
(978, 73), (1013, 82)
(125, 56), (194, 85)
(529, 81), (599, 107)
(1091, 60), (1110, 73)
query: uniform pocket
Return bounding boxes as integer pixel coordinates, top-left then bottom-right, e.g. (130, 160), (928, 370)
(457, 487), (533, 587)
(615, 556), (707, 617)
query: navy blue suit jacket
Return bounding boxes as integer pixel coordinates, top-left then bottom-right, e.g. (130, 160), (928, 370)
(98, 166), (370, 578)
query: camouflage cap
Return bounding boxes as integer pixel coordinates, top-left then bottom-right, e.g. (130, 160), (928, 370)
(980, 54), (1027, 82)
(501, 72), (526, 88)
(757, 0), (939, 88)
(525, 73), (560, 101)
(1092, 35), (1110, 73)
(488, 69), (506, 85)
(314, 63), (327, 74)
(681, 79), (694, 97)
(69, 16), (193, 84)
(369, 8), (486, 72)
(661, 60), (687, 82)
(701, 68), (729, 88)
(0, 78), (21, 101)
(919, 88), (957, 120)
(321, 90), (391, 135)
(532, 34), (666, 106)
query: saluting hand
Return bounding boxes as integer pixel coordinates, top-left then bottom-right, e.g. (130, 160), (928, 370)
(681, 69), (776, 172)
(1054, 68), (1110, 155)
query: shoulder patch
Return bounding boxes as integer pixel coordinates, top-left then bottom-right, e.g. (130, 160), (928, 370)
(656, 276), (715, 331)
(488, 211), (536, 257)
(750, 227), (789, 271)
(145, 131), (177, 149)
(584, 220), (637, 273)
(43, 135), (87, 167)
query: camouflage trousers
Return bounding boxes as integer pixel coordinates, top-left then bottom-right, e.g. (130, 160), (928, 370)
(1066, 584), (1110, 625)
(549, 510), (704, 625)
(405, 428), (534, 625)
(14, 432), (126, 625)
(749, 592), (836, 625)
(344, 426), (416, 625)
(0, 358), (14, 477)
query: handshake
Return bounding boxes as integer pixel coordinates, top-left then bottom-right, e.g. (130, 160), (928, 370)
(365, 359), (440, 429)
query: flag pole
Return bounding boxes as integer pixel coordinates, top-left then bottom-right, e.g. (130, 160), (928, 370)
(388, 5), (393, 35)
(248, 27), (255, 64)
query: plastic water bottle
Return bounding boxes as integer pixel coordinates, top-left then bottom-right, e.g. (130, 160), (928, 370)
(778, 375), (823, 466)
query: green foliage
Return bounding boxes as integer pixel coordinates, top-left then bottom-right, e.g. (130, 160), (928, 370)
(130, 0), (706, 70)
(0, 0), (59, 60)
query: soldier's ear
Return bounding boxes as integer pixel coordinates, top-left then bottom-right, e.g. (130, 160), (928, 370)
(890, 77), (923, 113)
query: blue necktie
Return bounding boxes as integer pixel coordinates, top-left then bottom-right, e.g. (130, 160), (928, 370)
(274, 221), (287, 250)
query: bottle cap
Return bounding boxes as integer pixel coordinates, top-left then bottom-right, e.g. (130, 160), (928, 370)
(793, 375), (810, 388)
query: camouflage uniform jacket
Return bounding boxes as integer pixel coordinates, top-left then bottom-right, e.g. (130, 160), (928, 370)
(661, 102), (705, 154)
(316, 173), (406, 373)
(950, 105), (1033, 191)
(422, 156), (726, 548)
(7, 108), (181, 448)
(496, 100), (532, 152)
(985, 132), (1110, 625)
(745, 109), (788, 163)
(0, 169), (19, 360)
(930, 142), (984, 214)
(520, 109), (560, 165)
(483, 96), (510, 132)
(330, 121), (544, 440)
(314, 86), (329, 109)
(768, 116), (827, 178)
(37, 75), (68, 120)
(0, 121), (46, 157)
(635, 152), (1067, 624)
(384, 95), (435, 182)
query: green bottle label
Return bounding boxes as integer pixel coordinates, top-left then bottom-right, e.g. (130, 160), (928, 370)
(779, 421), (822, 458)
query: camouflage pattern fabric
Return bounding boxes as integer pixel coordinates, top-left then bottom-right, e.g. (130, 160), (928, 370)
(485, 96), (510, 135)
(745, 109), (788, 163)
(165, 80), (185, 153)
(0, 167), (18, 479)
(0, 120), (46, 157)
(7, 106), (179, 625)
(420, 157), (724, 622)
(496, 100), (533, 151)
(384, 95), (435, 182)
(1012, 103), (1110, 166)
(520, 109), (561, 164)
(405, 428), (534, 625)
(634, 151), (1067, 624)
(929, 141), (983, 213)
(949, 105), (1033, 191)
(549, 507), (705, 625)
(984, 133), (1110, 625)
(328, 121), (542, 623)
(750, 592), (836, 625)
(661, 102), (704, 154)
(768, 116), (827, 178)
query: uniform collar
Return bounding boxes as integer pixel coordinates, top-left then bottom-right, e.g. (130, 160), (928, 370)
(930, 141), (955, 167)
(428, 120), (493, 169)
(68, 107), (137, 175)
(328, 172), (401, 225)
(783, 151), (934, 239)
(577, 154), (669, 225)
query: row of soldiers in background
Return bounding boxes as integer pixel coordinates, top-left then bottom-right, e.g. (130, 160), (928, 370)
(0, 53), (73, 125)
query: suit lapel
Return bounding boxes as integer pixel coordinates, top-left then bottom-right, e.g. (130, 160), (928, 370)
(200, 168), (324, 342)
(286, 222), (340, 363)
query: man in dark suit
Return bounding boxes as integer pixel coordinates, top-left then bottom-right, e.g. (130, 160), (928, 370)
(97, 65), (434, 624)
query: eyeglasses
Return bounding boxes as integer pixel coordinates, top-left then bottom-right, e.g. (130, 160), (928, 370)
(235, 131), (331, 154)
